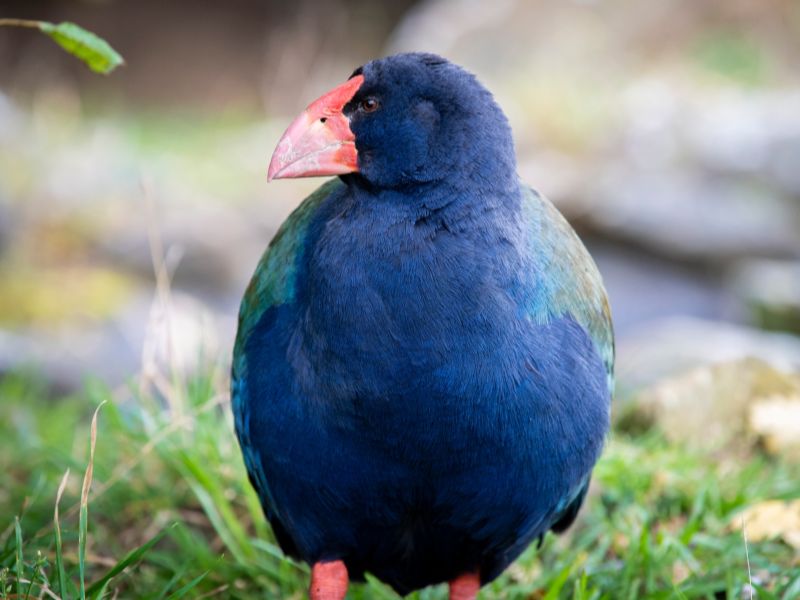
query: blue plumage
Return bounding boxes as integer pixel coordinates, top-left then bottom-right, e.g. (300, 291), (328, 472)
(232, 53), (613, 596)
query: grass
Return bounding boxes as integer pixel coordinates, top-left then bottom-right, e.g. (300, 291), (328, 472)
(1, 367), (799, 599)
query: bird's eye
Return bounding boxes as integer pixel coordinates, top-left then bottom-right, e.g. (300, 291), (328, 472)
(360, 97), (379, 113)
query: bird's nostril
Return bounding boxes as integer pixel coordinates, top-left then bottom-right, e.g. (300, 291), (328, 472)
(320, 117), (327, 124)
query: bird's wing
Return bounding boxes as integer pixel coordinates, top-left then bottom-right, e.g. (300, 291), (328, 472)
(234, 178), (343, 351)
(520, 186), (614, 536)
(230, 178), (342, 555)
(521, 186), (615, 394)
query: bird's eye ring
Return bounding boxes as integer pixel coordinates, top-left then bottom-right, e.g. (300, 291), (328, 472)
(360, 97), (379, 113)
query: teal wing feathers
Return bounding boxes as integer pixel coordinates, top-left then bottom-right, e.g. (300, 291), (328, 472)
(234, 178), (342, 355)
(520, 186), (614, 535)
(521, 186), (615, 395)
(230, 178), (341, 549)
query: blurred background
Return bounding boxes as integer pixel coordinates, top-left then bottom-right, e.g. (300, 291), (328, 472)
(1, 0), (800, 394)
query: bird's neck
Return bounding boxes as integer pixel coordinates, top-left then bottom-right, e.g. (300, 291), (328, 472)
(339, 172), (520, 228)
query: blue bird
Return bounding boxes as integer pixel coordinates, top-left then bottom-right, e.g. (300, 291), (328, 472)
(232, 53), (613, 600)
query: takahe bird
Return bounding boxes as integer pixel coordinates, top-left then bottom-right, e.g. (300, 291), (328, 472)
(231, 53), (613, 600)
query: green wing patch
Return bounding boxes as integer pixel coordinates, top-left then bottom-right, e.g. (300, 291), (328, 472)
(522, 187), (615, 393)
(235, 179), (341, 353)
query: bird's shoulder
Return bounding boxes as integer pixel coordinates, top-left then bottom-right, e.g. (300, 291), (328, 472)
(235, 178), (343, 353)
(520, 186), (615, 391)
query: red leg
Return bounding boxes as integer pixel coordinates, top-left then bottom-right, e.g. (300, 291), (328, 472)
(310, 560), (348, 600)
(449, 572), (481, 600)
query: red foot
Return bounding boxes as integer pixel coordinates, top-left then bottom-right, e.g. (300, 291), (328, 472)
(449, 572), (481, 600)
(310, 560), (349, 600)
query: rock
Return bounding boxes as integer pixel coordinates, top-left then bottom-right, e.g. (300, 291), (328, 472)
(729, 499), (800, 551)
(617, 317), (800, 390)
(749, 398), (800, 460)
(589, 240), (731, 334)
(578, 164), (800, 263)
(389, 0), (800, 264)
(0, 323), (140, 392)
(0, 288), (231, 392)
(549, 87), (800, 263)
(624, 358), (800, 459)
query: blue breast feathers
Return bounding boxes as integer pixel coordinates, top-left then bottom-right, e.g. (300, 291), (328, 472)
(230, 178), (613, 592)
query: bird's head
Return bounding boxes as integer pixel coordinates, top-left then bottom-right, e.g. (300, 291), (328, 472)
(267, 53), (516, 190)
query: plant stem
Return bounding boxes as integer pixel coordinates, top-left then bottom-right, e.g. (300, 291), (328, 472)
(0, 18), (44, 29)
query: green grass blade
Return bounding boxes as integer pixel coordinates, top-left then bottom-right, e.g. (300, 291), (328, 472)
(174, 450), (254, 562)
(53, 469), (71, 599)
(361, 573), (402, 600)
(243, 486), (270, 540)
(85, 525), (172, 599)
(153, 564), (190, 600)
(14, 517), (23, 599)
(179, 474), (247, 564)
(250, 538), (307, 573)
(784, 573), (800, 599)
(79, 403), (105, 600)
(246, 538), (306, 582)
(163, 571), (209, 600)
(543, 560), (574, 600)
(166, 522), (219, 572)
(78, 504), (88, 599)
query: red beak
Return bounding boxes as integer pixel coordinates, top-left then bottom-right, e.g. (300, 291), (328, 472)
(267, 75), (364, 181)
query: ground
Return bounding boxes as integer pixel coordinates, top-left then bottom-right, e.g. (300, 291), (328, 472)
(1, 365), (799, 599)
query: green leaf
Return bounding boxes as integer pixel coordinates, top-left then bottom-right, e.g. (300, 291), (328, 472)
(38, 21), (124, 75)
